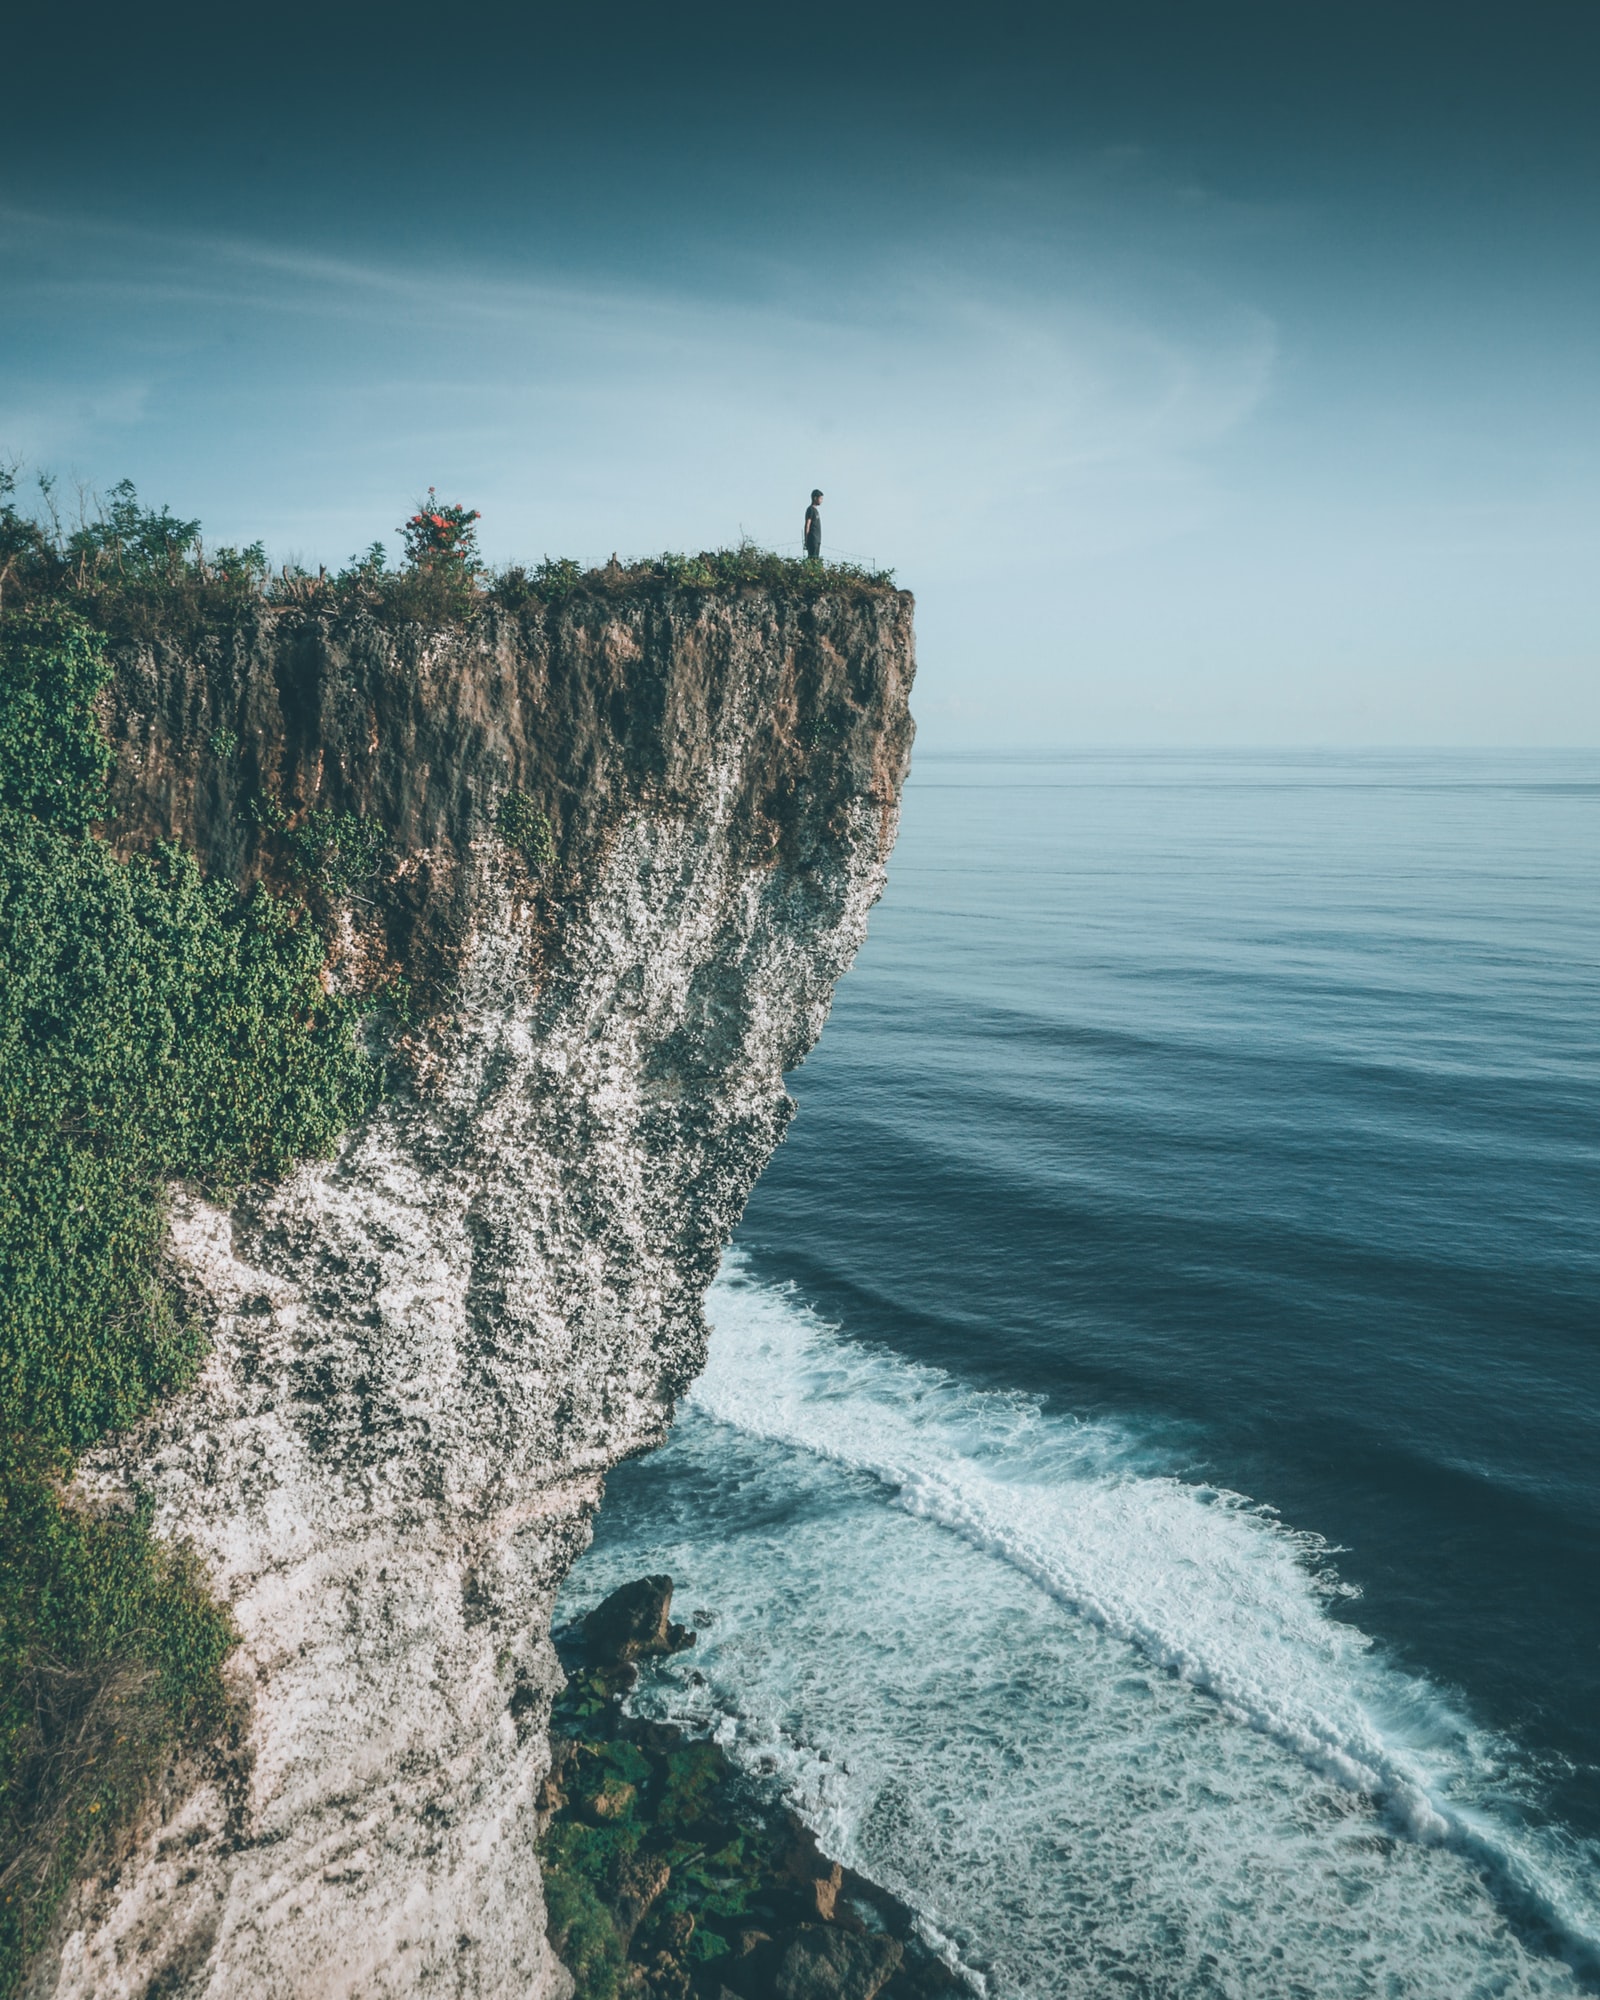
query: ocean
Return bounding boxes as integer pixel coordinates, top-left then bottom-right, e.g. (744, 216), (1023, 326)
(557, 749), (1600, 1997)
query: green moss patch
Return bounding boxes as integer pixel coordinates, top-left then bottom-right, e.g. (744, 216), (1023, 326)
(497, 792), (556, 873)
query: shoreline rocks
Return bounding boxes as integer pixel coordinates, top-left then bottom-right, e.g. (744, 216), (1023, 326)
(583, 1577), (699, 1669)
(542, 1580), (966, 2000)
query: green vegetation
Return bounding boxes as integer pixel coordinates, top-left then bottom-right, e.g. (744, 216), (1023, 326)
(0, 472), (270, 645)
(0, 820), (380, 1451)
(540, 1652), (956, 2000)
(245, 791), (389, 900)
(497, 543), (897, 613)
(497, 791), (556, 872)
(285, 808), (386, 895)
(542, 1815), (634, 2000)
(0, 597), (382, 1992)
(543, 1666), (780, 2000)
(0, 468), (897, 648)
(0, 609), (113, 830)
(0, 1481), (235, 1991)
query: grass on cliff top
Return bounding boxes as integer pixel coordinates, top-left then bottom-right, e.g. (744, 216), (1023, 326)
(0, 602), (384, 1994)
(0, 470), (898, 647)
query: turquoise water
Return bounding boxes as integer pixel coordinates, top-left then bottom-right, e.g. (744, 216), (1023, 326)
(562, 751), (1600, 1996)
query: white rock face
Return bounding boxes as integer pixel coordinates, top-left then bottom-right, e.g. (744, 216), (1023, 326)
(41, 716), (902, 1998)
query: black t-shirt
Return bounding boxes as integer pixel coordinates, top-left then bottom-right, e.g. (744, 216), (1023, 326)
(804, 503), (822, 550)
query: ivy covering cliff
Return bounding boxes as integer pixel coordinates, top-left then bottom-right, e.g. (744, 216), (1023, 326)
(0, 601), (382, 1992)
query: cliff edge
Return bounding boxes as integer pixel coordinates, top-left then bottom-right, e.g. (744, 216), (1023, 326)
(31, 583), (914, 1998)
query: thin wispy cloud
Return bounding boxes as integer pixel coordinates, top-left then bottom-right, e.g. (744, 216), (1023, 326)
(1, 201), (1276, 576)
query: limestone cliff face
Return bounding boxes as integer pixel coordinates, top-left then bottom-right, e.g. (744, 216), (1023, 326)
(36, 588), (913, 2000)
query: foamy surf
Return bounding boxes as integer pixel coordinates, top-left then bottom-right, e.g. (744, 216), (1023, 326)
(564, 1254), (1600, 1996)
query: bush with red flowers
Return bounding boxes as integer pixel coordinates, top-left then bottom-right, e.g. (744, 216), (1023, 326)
(399, 488), (482, 574)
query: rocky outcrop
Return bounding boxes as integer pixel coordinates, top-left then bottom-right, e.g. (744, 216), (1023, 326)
(581, 1576), (696, 1667)
(33, 587), (913, 1999)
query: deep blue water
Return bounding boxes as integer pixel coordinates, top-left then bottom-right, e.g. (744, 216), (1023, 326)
(563, 751), (1600, 1997)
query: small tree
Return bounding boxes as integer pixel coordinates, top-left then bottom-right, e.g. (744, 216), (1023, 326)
(400, 488), (482, 574)
(67, 479), (202, 583)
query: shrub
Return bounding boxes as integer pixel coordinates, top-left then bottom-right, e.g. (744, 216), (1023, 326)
(0, 471), (51, 608)
(284, 808), (386, 895)
(496, 792), (555, 872)
(494, 558), (585, 609)
(400, 489), (482, 575)
(0, 477), (273, 643)
(63, 479), (202, 585)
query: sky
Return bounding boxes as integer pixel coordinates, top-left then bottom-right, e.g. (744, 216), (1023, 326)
(3, 1), (1597, 746)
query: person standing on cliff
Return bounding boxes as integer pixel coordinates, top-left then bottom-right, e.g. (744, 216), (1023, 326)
(803, 489), (823, 561)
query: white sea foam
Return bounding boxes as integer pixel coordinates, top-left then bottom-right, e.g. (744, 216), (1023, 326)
(567, 1255), (1600, 1997)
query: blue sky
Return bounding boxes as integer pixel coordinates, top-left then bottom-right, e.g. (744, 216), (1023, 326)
(3, 1), (1596, 746)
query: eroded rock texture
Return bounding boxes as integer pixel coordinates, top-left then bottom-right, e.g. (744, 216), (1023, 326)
(35, 589), (913, 2000)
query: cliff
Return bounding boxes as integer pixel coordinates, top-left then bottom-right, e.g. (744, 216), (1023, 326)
(30, 584), (914, 1998)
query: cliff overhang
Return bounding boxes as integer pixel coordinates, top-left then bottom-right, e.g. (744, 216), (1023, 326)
(27, 580), (914, 1999)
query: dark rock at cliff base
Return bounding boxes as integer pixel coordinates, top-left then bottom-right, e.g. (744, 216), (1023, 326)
(584, 1575), (698, 1665)
(767, 1925), (904, 2000)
